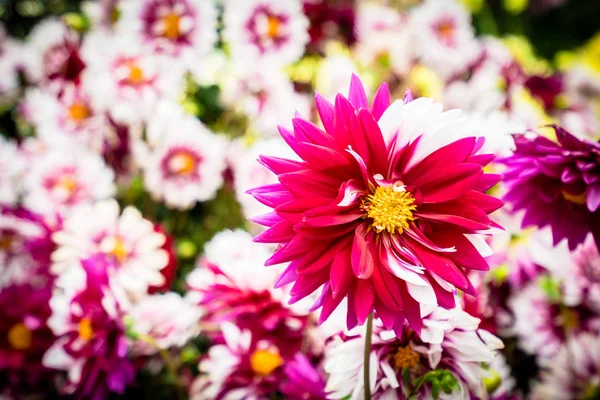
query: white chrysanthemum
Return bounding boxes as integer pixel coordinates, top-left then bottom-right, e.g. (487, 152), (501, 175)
(531, 333), (600, 400)
(118, 0), (217, 62)
(409, 0), (480, 80)
(129, 292), (202, 355)
(81, 31), (185, 126)
(324, 307), (503, 400)
(355, 3), (412, 75)
(24, 84), (109, 151)
(22, 146), (115, 216)
(229, 137), (297, 220)
(220, 65), (310, 137)
(141, 114), (227, 210)
(51, 200), (169, 301)
(223, 0), (309, 66)
(0, 137), (25, 206)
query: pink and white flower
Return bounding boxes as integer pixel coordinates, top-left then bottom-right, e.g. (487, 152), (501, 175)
(141, 114), (227, 209)
(323, 306), (503, 400)
(22, 146), (115, 217)
(24, 84), (110, 151)
(250, 75), (503, 335)
(223, 0), (310, 66)
(43, 259), (135, 398)
(23, 18), (85, 89)
(128, 292), (202, 355)
(81, 32), (184, 125)
(186, 229), (308, 352)
(409, 0), (480, 80)
(118, 0), (217, 61)
(51, 200), (169, 302)
(190, 322), (288, 399)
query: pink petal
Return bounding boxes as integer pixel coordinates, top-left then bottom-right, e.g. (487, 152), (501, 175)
(371, 82), (391, 121)
(416, 164), (484, 203)
(258, 155), (305, 175)
(348, 74), (369, 109)
(410, 242), (470, 292)
(315, 92), (335, 134)
(293, 117), (335, 147)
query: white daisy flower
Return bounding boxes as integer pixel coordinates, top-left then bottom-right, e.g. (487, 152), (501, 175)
(22, 145), (115, 217)
(223, 0), (309, 66)
(51, 200), (169, 303)
(24, 84), (110, 151)
(128, 292), (202, 355)
(81, 31), (185, 126)
(141, 114), (227, 210)
(118, 0), (218, 63)
(409, 0), (480, 80)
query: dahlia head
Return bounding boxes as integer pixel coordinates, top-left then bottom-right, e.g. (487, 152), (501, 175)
(250, 74), (503, 335)
(502, 125), (600, 250)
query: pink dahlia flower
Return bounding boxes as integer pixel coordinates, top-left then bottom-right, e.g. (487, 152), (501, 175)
(250, 75), (503, 334)
(502, 125), (600, 250)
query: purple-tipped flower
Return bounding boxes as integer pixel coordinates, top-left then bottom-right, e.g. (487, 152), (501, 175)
(502, 125), (600, 250)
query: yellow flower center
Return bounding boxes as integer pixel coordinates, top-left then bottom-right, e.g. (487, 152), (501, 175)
(250, 348), (283, 377)
(267, 15), (281, 38)
(168, 152), (196, 176)
(483, 369), (502, 394)
(8, 322), (32, 350)
(390, 344), (420, 370)
(126, 62), (145, 85)
(109, 237), (129, 264)
(56, 175), (78, 195)
(562, 189), (587, 205)
(363, 185), (417, 234)
(68, 102), (91, 122)
(78, 317), (94, 341)
(162, 13), (181, 40)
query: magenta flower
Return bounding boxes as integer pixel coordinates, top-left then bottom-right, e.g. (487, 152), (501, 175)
(250, 75), (503, 334)
(43, 256), (134, 399)
(502, 125), (600, 250)
(0, 283), (55, 396)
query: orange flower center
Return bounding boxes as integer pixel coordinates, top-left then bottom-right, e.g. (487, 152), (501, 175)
(0, 234), (14, 251)
(250, 348), (283, 377)
(363, 184), (417, 234)
(162, 13), (181, 39)
(267, 15), (281, 38)
(8, 322), (32, 350)
(168, 152), (196, 176)
(390, 344), (420, 370)
(78, 317), (94, 341)
(68, 102), (91, 122)
(436, 20), (455, 42)
(109, 237), (129, 263)
(126, 62), (145, 85)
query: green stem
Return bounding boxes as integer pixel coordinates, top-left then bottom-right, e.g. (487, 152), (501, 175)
(364, 313), (374, 400)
